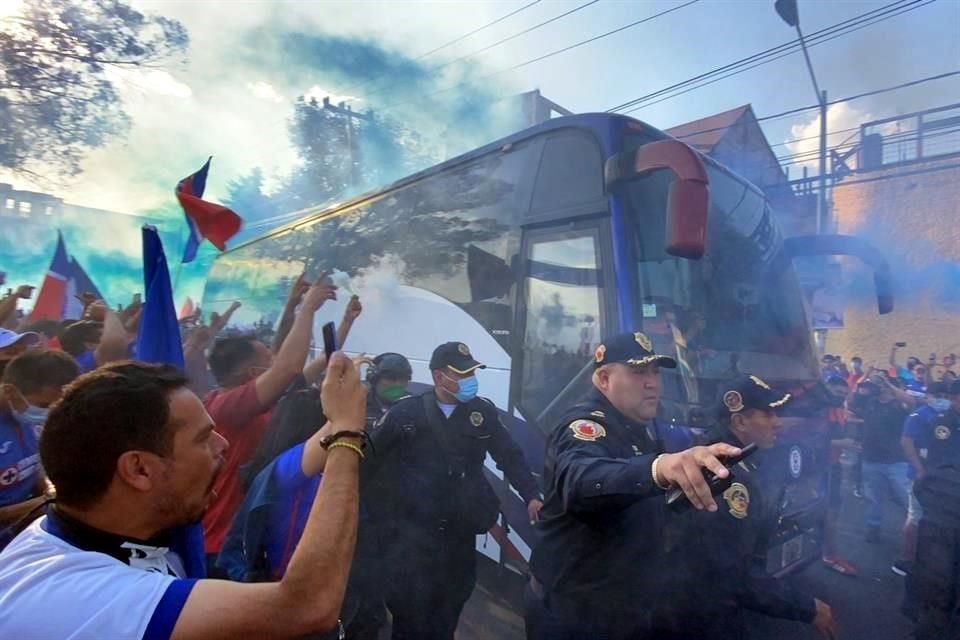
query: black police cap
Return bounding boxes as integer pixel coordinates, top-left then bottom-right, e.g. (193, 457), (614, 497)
(372, 352), (412, 379)
(719, 374), (792, 415)
(429, 342), (486, 374)
(593, 331), (677, 369)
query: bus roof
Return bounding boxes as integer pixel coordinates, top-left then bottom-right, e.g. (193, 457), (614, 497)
(224, 111), (764, 254)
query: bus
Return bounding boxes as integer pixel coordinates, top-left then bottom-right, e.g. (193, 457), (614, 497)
(200, 112), (893, 583)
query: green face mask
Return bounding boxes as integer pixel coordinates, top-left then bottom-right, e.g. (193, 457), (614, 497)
(378, 384), (408, 404)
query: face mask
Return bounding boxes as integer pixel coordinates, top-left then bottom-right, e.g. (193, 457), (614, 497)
(442, 373), (479, 403)
(929, 398), (951, 412)
(378, 385), (408, 405)
(12, 403), (49, 431)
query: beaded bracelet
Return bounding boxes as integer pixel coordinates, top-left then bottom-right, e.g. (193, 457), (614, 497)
(328, 441), (364, 459)
(320, 430), (370, 450)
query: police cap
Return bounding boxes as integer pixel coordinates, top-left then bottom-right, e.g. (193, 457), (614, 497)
(593, 331), (677, 369)
(429, 342), (486, 374)
(718, 374), (792, 416)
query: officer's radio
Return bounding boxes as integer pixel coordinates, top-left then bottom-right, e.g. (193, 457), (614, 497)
(665, 443), (759, 509)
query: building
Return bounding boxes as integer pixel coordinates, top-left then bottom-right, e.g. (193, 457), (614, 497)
(821, 103), (960, 365)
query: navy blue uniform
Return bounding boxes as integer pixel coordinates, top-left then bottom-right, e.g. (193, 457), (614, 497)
(652, 428), (816, 639)
(913, 409), (960, 639)
(528, 389), (667, 639)
(363, 390), (540, 640)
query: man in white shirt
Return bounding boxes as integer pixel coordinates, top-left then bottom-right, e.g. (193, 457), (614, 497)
(0, 355), (367, 640)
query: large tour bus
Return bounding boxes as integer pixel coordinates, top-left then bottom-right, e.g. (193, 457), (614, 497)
(200, 113), (892, 586)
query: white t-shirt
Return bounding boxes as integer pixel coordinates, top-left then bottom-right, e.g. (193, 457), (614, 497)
(437, 401), (457, 419)
(0, 517), (196, 640)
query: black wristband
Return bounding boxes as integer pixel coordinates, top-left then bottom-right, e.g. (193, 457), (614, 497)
(320, 430), (372, 451)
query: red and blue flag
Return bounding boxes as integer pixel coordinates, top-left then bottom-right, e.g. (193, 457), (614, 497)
(29, 231), (104, 321)
(177, 157), (242, 263)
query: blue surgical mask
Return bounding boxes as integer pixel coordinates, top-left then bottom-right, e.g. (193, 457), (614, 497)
(13, 403), (49, 432)
(929, 398), (951, 412)
(442, 372), (479, 403)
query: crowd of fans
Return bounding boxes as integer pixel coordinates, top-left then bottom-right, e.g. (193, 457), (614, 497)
(0, 274), (957, 639)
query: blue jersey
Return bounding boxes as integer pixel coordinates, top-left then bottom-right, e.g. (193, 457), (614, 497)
(903, 405), (938, 480)
(0, 413), (41, 507)
(264, 443), (320, 579)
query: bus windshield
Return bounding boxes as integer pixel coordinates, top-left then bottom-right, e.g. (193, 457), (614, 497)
(623, 163), (818, 411)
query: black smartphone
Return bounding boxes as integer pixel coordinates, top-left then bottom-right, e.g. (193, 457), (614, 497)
(322, 321), (337, 360)
(666, 442), (760, 508)
(895, 341), (907, 348)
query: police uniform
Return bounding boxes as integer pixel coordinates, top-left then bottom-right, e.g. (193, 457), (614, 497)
(527, 332), (677, 640)
(913, 388), (960, 640)
(363, 342), (540, 640)
(651, 375), (816, 639)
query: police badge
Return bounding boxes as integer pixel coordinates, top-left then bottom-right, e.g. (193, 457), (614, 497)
(634, 332), (653, 352)
(723, 390), (745, 413)
(469, 411), (484, 427)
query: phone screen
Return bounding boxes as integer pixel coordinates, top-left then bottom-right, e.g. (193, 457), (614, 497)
(322, 322), (337, 360)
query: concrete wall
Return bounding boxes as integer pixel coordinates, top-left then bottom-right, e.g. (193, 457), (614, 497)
(822, 156), (960, 366)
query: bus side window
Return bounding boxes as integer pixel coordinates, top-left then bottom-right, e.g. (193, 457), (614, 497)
(518, 229), (603, 427)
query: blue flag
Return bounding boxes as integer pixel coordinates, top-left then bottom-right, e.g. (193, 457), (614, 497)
(136, 226), (185, 368)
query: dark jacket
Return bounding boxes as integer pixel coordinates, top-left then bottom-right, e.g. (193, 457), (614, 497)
(529, 389), (666, 628)
(363, 390), (540, 538)
(652, 428), (816, 639)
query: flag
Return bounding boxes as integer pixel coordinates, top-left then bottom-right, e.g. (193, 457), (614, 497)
(29, 231), (105, 321)
(136, 226), (184, 368)
(177, 157), (242, 263)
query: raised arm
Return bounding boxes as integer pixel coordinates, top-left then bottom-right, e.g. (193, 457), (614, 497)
(171, 352), (366, 640)
(272, 273), (309, 355)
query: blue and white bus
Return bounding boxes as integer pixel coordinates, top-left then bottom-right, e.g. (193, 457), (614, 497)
(200, 112), (892, 580)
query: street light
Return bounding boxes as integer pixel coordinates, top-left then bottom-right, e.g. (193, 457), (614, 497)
(775, 0), (828, 234)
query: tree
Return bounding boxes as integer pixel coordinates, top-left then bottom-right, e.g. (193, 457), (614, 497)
(224, 167), (279, 225)
(0, 0), (188, 179)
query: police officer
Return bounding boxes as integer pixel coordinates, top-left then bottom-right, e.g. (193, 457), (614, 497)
(363, 352), (413, 429)
(526, 331), (741, 640)
(363, 341), (542, 640)
(652, 374), (836, 639)
(913, 379), (960, 640)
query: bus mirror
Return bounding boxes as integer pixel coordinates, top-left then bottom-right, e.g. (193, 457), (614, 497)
(606, 140), (709, 260)
(782, 234), (894, 315)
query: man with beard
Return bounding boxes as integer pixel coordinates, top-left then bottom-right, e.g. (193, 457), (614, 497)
(0, 356), (366, 639)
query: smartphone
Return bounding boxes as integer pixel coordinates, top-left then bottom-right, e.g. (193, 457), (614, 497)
(895, 342), (907, 348)
(666, 443), (760, 508)
(322, 321), (337, 361)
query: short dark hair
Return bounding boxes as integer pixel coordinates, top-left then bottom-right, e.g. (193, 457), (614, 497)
(851, 356), (863, 363)
(208, 335), (259, 385)
(2, 349), (80, 395)
(40, 361), (188, 509)
(59, 321), (103, 356)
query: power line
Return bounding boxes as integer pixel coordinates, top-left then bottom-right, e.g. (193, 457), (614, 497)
(665, 70), (960, 144)
(376, 0), (701, 113)
(415, 0), (544, 60)
(620, 0), (934, 115)
(609, 0), (931, 114)
(364, 0), (602, 101)
(341, 0), (544, 96)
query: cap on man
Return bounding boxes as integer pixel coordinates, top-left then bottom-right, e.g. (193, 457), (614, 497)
(527, 331), (741, 639)
(0, 328), (38, 377)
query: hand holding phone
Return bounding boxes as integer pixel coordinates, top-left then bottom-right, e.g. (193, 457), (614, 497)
(322, 321), (337, 361)
(666, 442), (759, 509)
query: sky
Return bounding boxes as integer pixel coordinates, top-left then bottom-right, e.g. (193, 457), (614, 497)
(1, 0), (958, 307)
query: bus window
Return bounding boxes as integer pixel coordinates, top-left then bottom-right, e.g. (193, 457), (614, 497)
(625, 166), (817, 416)
(518, 229), (603, 426)
(531, 130), (604, 216)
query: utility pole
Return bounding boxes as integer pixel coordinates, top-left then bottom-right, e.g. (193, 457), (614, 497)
(321, 97), (371, 187)
(775, 0), (828, 234)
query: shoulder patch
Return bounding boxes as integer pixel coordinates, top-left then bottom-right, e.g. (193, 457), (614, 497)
(935, 424), (952, 440)
(723, 482), (750, 519)
(569, 419), (606, 442)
